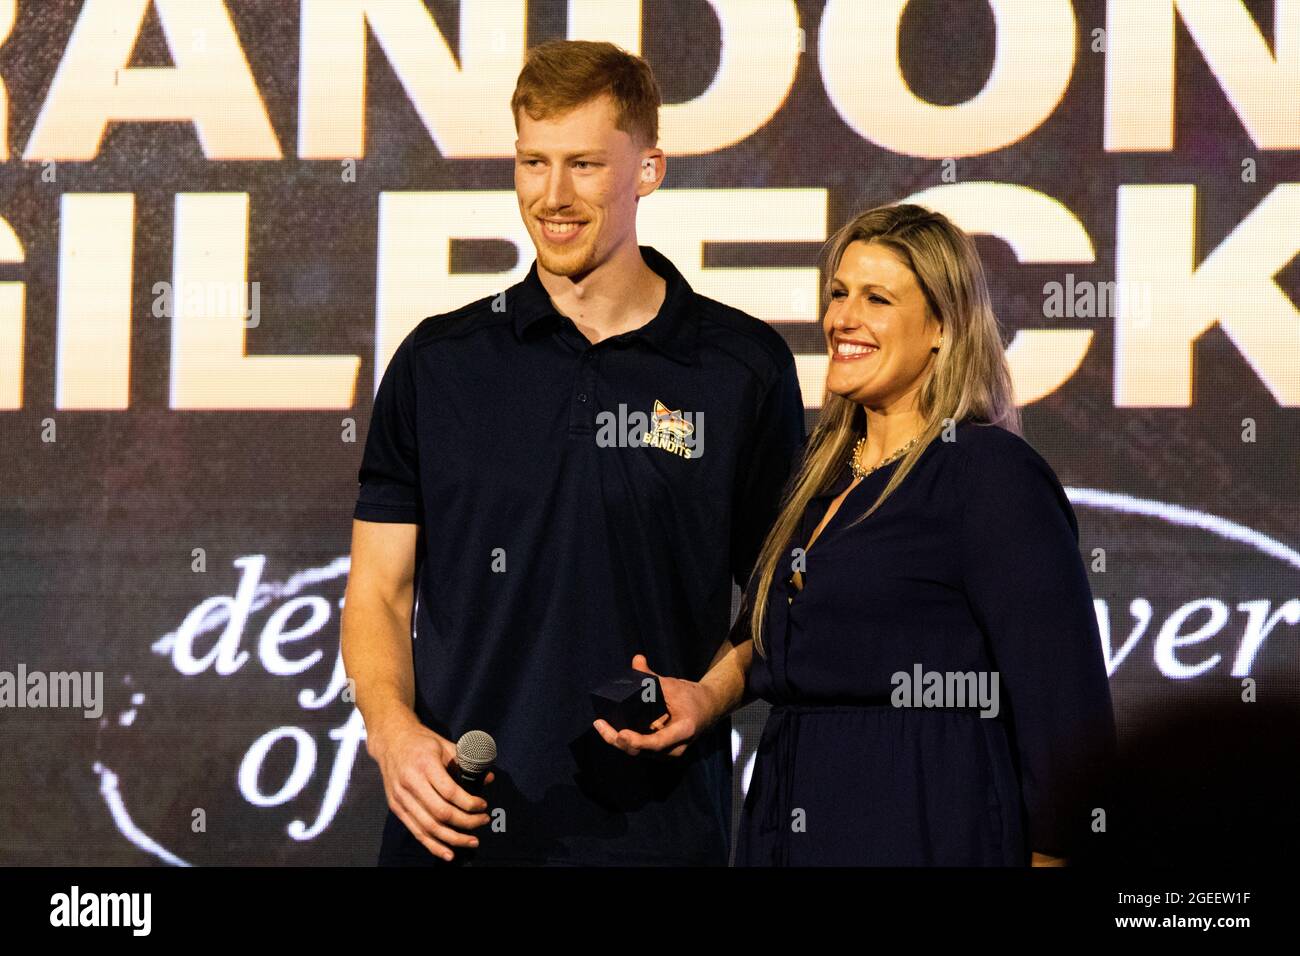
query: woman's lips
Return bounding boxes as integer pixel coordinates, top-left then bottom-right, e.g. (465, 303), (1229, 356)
(831, 341), (880, 362)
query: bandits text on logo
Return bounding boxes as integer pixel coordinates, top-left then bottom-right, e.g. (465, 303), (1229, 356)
(595, 400), (704, 459)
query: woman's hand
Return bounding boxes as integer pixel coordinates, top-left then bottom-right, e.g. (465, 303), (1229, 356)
(592, 654), (725, 758)
(1030, 851), (1067, 866)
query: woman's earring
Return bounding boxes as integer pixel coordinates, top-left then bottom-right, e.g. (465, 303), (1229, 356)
(931, 335), (943, 354)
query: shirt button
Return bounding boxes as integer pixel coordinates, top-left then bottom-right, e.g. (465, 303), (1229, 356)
(577, 393), (588, 403)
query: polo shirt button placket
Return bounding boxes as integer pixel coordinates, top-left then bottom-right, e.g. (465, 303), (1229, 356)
(568, 349), (599, 436)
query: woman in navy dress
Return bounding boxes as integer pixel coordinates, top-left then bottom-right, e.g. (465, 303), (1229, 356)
(594, 204), (1117, 866)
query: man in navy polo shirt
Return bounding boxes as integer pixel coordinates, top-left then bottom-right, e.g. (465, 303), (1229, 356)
(341, 40), (805, 866)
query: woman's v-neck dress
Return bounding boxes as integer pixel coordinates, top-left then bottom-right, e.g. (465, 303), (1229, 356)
(733, 419), (1116, 866)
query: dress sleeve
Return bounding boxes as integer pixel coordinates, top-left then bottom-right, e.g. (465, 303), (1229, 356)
(353, 330), (423, 525)
(958, 428), (1117, 859)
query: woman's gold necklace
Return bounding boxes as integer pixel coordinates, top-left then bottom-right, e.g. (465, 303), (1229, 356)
(848, 433), (922, 480)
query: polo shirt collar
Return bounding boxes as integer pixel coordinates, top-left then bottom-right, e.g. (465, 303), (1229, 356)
(511, 245), (698, 365)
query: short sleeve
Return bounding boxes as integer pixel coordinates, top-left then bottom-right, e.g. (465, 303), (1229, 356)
(354, 331), (423, 524)
(728, 356), (806, 644)
(958, 428), (1117, 858)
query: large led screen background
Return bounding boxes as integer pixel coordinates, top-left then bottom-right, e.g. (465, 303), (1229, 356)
(1, 0), (1298, 864)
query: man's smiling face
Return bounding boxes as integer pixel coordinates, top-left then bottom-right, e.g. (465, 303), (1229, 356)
(514, 93), (657, 280)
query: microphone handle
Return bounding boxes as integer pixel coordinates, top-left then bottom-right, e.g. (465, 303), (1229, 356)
(452, 761), (488, 866)
(455, 765), (485, 798)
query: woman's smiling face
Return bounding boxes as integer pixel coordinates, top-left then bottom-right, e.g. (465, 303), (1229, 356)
(823, 240), (943, 409)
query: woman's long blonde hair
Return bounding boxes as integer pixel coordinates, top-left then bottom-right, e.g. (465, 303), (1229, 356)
(745, 203), (1021, 657)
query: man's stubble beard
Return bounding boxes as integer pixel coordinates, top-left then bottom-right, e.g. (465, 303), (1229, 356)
(535, 230), (602, 278)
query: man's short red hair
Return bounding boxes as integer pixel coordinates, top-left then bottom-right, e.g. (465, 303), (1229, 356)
(511, 40), (662, 147)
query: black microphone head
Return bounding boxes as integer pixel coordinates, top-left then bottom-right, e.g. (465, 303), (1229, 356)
(455, 730), (497, 776)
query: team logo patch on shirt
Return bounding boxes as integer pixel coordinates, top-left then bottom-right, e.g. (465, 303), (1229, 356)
(646, 400), (699, 459)
(652, 400), (694, 436)
(594, 399), (704, 458)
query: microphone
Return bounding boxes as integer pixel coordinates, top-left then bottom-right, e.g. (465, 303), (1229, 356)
(454, 730), (497, 797)
(450, 731), (496, 867)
